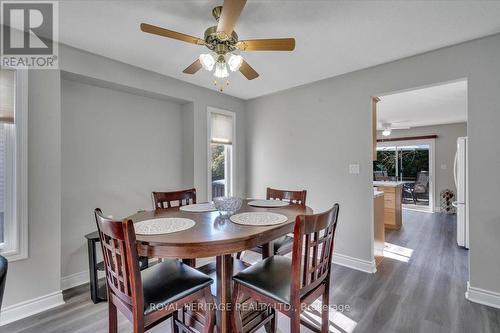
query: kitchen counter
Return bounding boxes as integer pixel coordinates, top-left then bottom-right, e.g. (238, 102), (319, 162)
(373, 182), (403, 230)
(373, 181), (406, 187)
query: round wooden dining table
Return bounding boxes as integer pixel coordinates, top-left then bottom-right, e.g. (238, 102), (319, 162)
(128, 199), (312, 333)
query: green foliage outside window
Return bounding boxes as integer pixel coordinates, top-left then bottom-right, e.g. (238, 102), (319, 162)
(211, 145), (225, 181)
(374, 149), (429, 181)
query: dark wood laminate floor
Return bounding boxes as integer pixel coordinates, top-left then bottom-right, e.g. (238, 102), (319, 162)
(2, 210), (499, 333)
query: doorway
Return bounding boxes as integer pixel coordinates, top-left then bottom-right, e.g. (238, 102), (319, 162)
(371, 79), (468, 271)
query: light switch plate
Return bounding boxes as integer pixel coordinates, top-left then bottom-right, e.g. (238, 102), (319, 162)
(349, 164), (360, 174)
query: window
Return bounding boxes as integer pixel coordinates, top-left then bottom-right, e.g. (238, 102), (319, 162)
(208, 108), (235, 200)
(0, 68), (28, 261)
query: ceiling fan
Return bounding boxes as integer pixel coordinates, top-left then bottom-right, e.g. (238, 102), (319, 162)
(140, 0), (295, 91)
(381, 122), (411, 136)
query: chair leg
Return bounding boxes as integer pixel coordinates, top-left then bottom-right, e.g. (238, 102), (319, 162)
(321, 284), (330, 333)
(264, 307), (277, 333)
(231, 282), (244, 332)
(171, 310), (179, 333)
(290, 308), (301, 333)
(108, 301), (118, 333)
(202, 287), (216, 333)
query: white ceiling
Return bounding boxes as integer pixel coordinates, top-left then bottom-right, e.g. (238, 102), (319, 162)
(58, 1), (500, 99)
(377, 80), (467, 129)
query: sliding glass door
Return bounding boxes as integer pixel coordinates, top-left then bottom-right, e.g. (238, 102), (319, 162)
(375, 141), (434, 211)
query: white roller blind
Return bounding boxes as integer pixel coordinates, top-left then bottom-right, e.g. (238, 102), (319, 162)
(0, 69), (15, 124)
(211, 112), (233, 144)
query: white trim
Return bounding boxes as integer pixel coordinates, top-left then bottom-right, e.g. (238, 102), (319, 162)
(0, 291), (64, 326)
(62, 271), (88, 290)
(466, 282), (500, 309)
(0, 68), (28, 262)
(61, 270), (106, 290)
(207, 106), (236, 200)
(332, 253), (377, 274)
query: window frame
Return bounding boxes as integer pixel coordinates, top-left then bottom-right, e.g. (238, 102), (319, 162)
(0, 68), (28, 261)
(207, 107), (235, 200)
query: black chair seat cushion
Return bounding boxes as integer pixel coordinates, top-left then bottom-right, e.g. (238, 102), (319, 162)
(0, 255), (8, 309)
(142, 259), (212, 315)
(272, 235), (293, 254)
(233, 256), (291, 305)
(256, 235), (294, 255)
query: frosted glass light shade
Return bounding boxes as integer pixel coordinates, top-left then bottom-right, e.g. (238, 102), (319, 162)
(227, 54), (243, 72)
(199, 53), (215, 71)
(214, 61), (229, 78)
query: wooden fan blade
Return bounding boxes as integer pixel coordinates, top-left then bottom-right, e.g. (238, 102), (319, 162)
(239, 60), (259, 80)
(182, 59), (202, 74)
(140, 23), (205, 45)
(236, 38), (295, 51)
(217, 0), (247, 38)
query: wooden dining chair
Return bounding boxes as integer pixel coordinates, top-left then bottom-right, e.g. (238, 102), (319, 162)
(152, 188), (197, 209)
(231, 204), (340, 333)
(152, 188), (198, 268)
(266, 187), (307, 206)
(236, 187), (307, 260)
(94, 208), (215, 333)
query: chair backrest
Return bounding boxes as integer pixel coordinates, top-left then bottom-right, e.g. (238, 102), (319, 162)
(152, 188), (197, 209)
(266, 187), (307, 206)
(374, 170), (389, 181)
(416, 171), (429, 186)
(94, 209), (142, 313)
(414, 171), (429, 192)
(290, 204), (339, 302)
(0, 255), (7, 309)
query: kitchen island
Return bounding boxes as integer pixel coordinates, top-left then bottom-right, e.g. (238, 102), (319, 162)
(373, 181), (405, 230)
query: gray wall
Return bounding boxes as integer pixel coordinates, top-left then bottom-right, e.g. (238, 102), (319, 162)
(246, 34), (500, 296)
(61, 79), (185, 278)
(377, 122), (467, 209)
(60, 46), (247, 201)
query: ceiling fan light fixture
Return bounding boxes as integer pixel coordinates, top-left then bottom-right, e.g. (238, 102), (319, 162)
(227, 54), (243, 72)
(214, 61), (229, 78)
(199, 53), (215, 71)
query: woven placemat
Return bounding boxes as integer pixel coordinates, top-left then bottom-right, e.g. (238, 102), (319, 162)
(248, 200), (289, 208)
(180, 203), (216, 212)
(134, 218), (195, 235)
(230, 212), (288, 226)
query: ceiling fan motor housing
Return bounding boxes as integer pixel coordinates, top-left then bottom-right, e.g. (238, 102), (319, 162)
(204, 26), (238, 54)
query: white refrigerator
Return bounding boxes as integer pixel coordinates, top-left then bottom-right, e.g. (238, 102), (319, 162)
(453, 137), (469, 249)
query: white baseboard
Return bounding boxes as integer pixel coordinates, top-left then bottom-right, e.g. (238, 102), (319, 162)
(0, 291), (65, 326)
(61, 270), (106, 290)
(61, 270), (90, 290)
(332, 253), (377, 274)
(466, 281), (500, 309)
